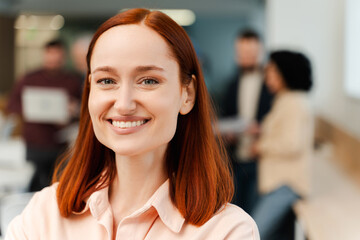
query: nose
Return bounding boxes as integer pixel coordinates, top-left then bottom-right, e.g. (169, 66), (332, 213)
(113, 83), (136, 115)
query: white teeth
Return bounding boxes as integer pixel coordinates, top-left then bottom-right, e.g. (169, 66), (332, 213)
(112, 120), (146, 129)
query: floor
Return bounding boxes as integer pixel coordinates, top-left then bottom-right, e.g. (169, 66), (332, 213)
(294, 144), (360, 240)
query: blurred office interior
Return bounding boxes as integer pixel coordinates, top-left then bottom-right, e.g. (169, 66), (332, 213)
(0, 0), (360, 239)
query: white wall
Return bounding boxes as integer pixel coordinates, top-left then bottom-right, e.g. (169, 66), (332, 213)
(265, 0), (360, 139)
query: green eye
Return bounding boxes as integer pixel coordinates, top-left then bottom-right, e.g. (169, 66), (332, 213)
(98, 78), (114, 84)
(142, 78), (158, 85)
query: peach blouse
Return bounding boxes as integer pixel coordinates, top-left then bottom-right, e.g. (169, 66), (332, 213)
(6, 180), (259, 240)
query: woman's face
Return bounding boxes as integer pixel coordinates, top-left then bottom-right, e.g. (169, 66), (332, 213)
(265, 62), (286, 94)
(88, 24), (192, 157)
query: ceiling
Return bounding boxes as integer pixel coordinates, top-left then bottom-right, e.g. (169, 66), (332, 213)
(0, 0), (264, 18)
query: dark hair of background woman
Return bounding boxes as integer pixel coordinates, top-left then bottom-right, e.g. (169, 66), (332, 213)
(269, 50), (313, 91)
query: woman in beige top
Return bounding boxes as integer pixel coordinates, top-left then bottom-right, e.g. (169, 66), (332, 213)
(251, 50), (313, 240)
(5, 8), (259, 240)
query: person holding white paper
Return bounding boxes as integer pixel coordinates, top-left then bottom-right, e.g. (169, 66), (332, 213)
(6, 39), (82, 191)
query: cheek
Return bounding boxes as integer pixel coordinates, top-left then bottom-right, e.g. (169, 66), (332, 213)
(269, 76), (277, 86)
(88, 89), (110, 122)
(88, 90), (98, 120)
(153, 92), (182, 120)
(267, 71), (277, 84)
(150, 91), (182, 135)
(88, 89), (113, 147)
(265, 76), (276, 92)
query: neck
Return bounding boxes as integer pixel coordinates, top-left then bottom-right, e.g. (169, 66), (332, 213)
(275, 86), (290, 96)
(109, 146), (168, 220)
(43, 67), (62, 73)
(240, 65), (260, 73)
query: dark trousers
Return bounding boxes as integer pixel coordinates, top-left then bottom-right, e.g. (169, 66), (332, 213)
(231, 160), (259, 214)
(26, 146), (65, 191)
(251, 185), (299, 240)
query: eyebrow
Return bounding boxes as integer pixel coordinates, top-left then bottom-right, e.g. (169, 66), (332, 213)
(91, 66), (117, 74)
(134, 65), (165, 73)
(91, 65), (165, 74)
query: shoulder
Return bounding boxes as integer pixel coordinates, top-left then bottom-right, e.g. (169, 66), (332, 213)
(60, 71), (83, 89)
(270, 93), (312, 127)
(19, 69), (44, 83)
(192, 203), (260, 239)
(5, 184), (60, 238)
(26, 68), (49, 77)
(25, 184), (60, 223)
(214, 204), (259, 239)
(59, 69), (82, 80)
(33, 183), (58, 204)
(277, 92), (310, 110)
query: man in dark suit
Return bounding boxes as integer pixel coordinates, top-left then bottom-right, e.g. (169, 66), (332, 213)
(220, 29), (273, 213)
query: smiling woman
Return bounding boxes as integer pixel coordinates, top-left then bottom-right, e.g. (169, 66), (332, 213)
(5, 8), (259, 240)
(88, 24), (189, 157)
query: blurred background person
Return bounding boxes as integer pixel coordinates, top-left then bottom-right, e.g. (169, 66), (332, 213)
(6, 39), (82, 192)
(70, 33), (92, 82)
(220, 29), (273, 213)
(251, 50), (313, 240)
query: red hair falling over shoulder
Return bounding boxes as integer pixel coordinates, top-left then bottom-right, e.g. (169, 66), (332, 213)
(53, 8), (233, 226)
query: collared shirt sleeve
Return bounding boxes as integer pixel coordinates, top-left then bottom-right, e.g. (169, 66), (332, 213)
(224, 214), (260, 240)
(4, 184), (59, 240)
(210, 204), (260, 240)
(5, 192), (40, 240)
(5, 215), (27, 240)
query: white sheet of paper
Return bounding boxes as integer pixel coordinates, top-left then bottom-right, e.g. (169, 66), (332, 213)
(22, 86), (69, 124)
(217, 117), (249, 135)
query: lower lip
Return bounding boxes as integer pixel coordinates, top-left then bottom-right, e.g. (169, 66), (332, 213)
(107, 120), (149, 135)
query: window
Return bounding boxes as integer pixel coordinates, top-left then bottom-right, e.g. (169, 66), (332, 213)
(344, 0), (360, 99)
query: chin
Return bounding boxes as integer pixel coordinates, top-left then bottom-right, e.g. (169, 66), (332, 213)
(106, 145), (139, 156)
(108, 144), (150, 157)
(111, 142), (170, 159)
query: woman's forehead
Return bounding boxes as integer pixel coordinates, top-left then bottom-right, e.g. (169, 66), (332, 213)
(94, 25), (171, 57)
(90, 24), (177, 69)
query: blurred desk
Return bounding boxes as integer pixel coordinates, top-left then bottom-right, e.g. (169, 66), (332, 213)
(0, 164), (34, 237)
(294, 144), (360, 240)
(0, 163), (34, 197)
(0, 139), (34, 197)
(0, 138), (25, 168)
(0, 139), (33, 238)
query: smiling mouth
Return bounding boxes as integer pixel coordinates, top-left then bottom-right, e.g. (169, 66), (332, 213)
(110, 119), (149, 129)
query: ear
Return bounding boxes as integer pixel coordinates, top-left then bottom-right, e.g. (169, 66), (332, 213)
(180, 75), (196, 115)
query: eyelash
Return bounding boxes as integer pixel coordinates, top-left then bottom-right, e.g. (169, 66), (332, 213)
(95, 77), (159, 86)
(141, 78), (159, 85)
(97, 78), (115, 85)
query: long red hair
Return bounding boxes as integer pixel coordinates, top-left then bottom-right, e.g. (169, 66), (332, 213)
(53, 8), (233, 226)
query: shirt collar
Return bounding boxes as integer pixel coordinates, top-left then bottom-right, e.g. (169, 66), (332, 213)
(149, 179), (186, 233)
(72, 186), (109, 217)
(72, 179), (185, 233)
